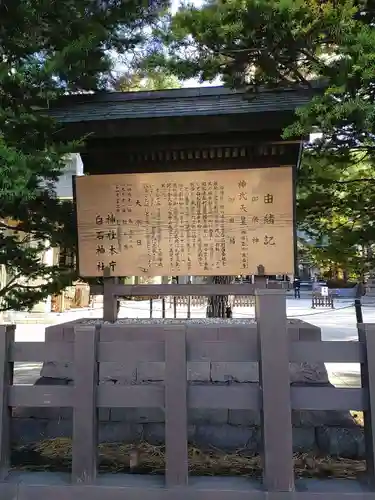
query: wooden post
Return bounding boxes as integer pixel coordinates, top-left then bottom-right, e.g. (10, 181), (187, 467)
(103, 276), (118, 323)
(72, 325), (99, 484)
(358, 323), (375, 485)
(254, 264), (267, 289)
(254, 276), (267, 289)
(255, 289), (294, 492)
(0, 326), (14, 481)
(355, 299), (364, 324)
(165, 326), (188, 487)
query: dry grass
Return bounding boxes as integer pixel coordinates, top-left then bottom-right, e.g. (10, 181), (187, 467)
(11, 439), (366, 479)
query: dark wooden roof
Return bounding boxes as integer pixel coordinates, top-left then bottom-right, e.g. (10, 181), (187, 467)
(50, 85), (315, 124)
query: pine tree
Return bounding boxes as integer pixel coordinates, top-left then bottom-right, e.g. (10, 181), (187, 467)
(113, 68), (181, 91)
(297, 154), (375, 280)
(0, 0), (168, 311)
(141, 0), (375, 290)
(143, 0), (374, 156)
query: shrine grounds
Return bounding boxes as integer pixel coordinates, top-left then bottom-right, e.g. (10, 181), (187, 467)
(10, 296), (374, 389)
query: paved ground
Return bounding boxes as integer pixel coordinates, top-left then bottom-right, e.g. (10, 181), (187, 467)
(5, 471), (372, 493)
(12, 297), (373, 388)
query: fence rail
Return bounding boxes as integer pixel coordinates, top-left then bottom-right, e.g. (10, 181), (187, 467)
(91, 283), (258, 297)
(8, 339), (365, 364)
(90, 282), (284, 297)
(90, 281), (284, 321)
(1, 290), (375, 499)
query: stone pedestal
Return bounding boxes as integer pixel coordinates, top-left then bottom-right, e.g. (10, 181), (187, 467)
(11, 318), (363, 457)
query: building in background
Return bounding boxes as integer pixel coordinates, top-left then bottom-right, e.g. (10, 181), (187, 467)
(297, 230), (329, 281)
(48, 154), (85, 312)
(0, 154), (84, 315)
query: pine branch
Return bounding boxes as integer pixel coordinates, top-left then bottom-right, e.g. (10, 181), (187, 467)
(0, 305), (20, 312)
(0, 273), (24, 296)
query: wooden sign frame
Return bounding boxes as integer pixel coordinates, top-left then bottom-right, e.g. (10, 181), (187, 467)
(73, 167), (294, 278)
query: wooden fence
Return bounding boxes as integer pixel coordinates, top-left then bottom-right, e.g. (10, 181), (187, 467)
(1, 289), (375, 498)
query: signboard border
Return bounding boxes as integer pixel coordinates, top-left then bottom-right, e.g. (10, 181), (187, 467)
(74, 165), (296, 278)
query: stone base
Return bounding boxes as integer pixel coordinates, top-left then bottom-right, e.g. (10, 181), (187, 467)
(13, 375), (363, 459)
(13, 402), (363, 458)
(14, 318), (362, 459)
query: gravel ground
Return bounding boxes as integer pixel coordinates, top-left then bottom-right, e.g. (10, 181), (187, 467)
(81, 317), (257, 324)
(73, 317), (304, 325)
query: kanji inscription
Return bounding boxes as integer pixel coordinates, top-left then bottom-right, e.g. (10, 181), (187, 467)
(75, 167), (294, 276)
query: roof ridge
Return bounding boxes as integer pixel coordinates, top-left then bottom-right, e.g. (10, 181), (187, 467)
(52, 82), (321, 108)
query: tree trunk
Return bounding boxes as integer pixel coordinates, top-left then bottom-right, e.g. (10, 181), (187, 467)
(206, 275), (234, 318)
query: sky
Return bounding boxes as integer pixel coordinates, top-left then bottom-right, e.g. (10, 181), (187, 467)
(171, 0), (203, 13)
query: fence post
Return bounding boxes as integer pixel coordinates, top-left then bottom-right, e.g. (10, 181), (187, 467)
(355, 299), (363, 324)
(0, 325), (14, 481)
(164, 326), (188, 488)
(103, 276), (118, 323)
(72, 325), (99, 484)
(255, 289), (294, 492)
(358, 323), (375, 485)
(254, 273), (267, 289)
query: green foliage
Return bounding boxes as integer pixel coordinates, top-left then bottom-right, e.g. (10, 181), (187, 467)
(0, 0), (168, 311)
(141, 0), (375, 275)
(325, 279), (357, 289)
(147, 1), (354, 85)
(143, 0), (375, 155)
(114, 69), (181, 91)
(297, 153), (375, 278)
(0, 196), (77, 311)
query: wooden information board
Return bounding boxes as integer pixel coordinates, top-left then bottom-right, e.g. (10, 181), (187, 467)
(75, 167), (294, 277)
